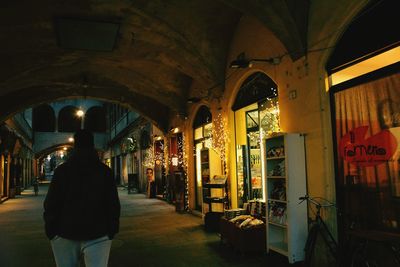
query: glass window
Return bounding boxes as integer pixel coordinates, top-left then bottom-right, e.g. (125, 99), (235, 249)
(333, 71), (400, 232)
(236, 145), (245, 207)
(204, 123), (212, 138)
(259, 98), (280, 136)
(194, 127), (203, 140)
(234, 103), (263, 206)
(234, 99), (280, 206)
(246, 110), (262, 200)
(233, 72), (279, 207)
(246, 110), (259, 129)
(195, 142), (203, 210)
(193, 114), (220, 212)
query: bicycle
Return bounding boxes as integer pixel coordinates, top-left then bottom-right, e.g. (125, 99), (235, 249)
(300, 195), (400, 267)
(299, 195), (338, 267)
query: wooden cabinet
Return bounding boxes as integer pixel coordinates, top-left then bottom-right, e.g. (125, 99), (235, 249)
(264, 133), (308, 263)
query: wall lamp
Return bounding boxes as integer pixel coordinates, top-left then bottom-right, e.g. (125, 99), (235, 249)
(154, 135), (163, 141)
(170, 127), (180, 134)
(229, 57), (281, 68)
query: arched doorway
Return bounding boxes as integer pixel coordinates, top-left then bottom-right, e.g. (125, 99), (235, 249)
(58, 106), (82, 132)
(328, 0), (400, 238)
(84, 106), (106, 132)
(32, 104), (56, 132)
(193, 105), (214, 212)
(232, 72), (279, 207)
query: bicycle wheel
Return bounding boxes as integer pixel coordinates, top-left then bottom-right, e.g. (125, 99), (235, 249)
(350, 242), (375, 267)
(304, 224), (319, 267)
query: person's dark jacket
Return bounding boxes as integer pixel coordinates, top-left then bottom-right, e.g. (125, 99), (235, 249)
(43, 148), (120, 241)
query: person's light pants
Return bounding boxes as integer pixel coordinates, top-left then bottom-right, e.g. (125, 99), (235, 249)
(51, 235), (112, 267)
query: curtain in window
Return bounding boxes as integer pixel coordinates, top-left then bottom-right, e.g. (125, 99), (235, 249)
(334, 72), (400, 232)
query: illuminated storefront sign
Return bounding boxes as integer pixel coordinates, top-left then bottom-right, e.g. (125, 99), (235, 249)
(339, 126), (397, 166)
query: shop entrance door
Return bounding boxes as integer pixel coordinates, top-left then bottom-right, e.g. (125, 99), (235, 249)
(245, 110), (262, 201)
(236, 109), (262, 206)
(232, 72), (279, 207)
(237, 144), (249, 206)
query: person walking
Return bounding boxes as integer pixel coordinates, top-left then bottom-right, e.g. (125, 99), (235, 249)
(32, 178), (39, 196)
(43, 129), (120, 267)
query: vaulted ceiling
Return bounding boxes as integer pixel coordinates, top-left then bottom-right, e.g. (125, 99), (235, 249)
(0, 0), (368, 131)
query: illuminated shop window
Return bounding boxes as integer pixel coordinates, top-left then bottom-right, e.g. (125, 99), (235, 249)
(232, 72), (278, 207)
(333, 70), (400, 232)
(193, 106), (223, 212)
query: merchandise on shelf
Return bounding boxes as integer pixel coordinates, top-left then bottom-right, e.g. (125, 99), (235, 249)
(229, 214), (265, 229)
(224, 208), (247, 220)
(266, 145), (285, 157)
(265, 133), (307, 263)
(247, 200), (266, 219)
(270, 180), (286, 201)
(268, 202), (287, 225)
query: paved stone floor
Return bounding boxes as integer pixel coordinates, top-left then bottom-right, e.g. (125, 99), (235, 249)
(0, 184), (298, 267)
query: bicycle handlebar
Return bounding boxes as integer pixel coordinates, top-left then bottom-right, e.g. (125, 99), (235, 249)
(299, 195), (336, 208)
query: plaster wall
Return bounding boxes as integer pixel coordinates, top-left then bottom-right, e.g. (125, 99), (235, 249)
(179, 2), (368, 220)
(220, 15), (336, 226)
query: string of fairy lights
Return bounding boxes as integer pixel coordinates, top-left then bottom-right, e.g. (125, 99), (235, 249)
(141, 133), (190, 210)
(211, 111), (229, 173)
(177, 134), (190, 210)
(142, 144), (154, 168)
(260, 99), (281, 139)
(139, 96), (280, 211)
(154, 142), (164, 165)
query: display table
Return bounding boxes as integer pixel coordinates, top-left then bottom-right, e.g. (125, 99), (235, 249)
(220, 217), (266, 254)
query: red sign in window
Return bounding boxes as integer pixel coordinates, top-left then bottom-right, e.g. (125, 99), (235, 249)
(339, 126), (398, 167)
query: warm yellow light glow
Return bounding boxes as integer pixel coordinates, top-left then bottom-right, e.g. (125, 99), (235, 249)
(68, 137), (74, 142)
(76, 110), (84, 117)
(211, 112), (229, 164)
(330, 45), (400, 86)
(155, 136), (162, 141)
(260, 136), (266, 202)
(173, 127), (179, 134)
(63, 147), (67, 150)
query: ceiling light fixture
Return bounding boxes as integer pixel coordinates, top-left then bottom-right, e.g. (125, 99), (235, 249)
(76, 109), (84, 117)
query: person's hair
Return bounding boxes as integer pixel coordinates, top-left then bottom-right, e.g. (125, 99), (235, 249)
(146, 168), (153, 173)
(74, 129), (94, 149)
